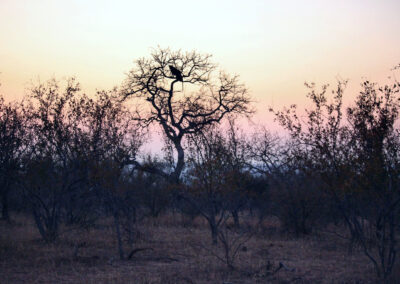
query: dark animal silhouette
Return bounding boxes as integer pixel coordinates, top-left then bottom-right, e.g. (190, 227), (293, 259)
(169, 65), (183, 81)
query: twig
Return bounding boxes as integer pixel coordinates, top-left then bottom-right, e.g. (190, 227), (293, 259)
(127, 247), (154, 259)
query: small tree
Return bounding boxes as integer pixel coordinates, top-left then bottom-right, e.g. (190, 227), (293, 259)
(184, 127), (229, 244)
(83, 90), (144, 259)
(344, 81), (400, 279)
(22, 78), (90, 242)
(248, 128), (327, 236)
(271, 79), (400, 280)
(182, 124), (251, 244)
(0, 96), (26, 222)
(134, 161), (171, 218)
(223, 120), (252, 228)
(246, 128), (286, 222)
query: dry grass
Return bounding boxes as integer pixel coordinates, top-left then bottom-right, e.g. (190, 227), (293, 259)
(0, 213), (390, 283)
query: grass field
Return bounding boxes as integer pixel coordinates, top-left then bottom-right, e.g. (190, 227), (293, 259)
(1, 213), (397, 283)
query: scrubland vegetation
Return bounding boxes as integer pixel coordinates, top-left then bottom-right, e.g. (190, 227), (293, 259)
(0, 49), (399, 283)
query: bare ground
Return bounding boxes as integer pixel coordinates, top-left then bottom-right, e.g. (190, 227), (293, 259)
(0, 214), (397, 283)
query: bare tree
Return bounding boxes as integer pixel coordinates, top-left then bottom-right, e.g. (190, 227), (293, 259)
(344, 81), (400, 279)
(133, 159), (171, 218)
(21, 78), (144, 244)
(21, 78), (84, 242)
(121, 47), (252, 182)
(271, 79), (400, 280)
(0, 96), (26, 222)
(82, 90), (145, 260)
(183, 127), (230, 245)
(221, 120), (252, 228)
(181, 124), (252, 244)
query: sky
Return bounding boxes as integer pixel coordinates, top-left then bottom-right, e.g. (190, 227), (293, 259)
(1, 0), (400, 127)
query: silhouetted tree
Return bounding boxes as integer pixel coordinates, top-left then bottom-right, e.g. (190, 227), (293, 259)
(221, 120), (252, 228)
(121, 47), (252, 182)
(83, 90), (145, 259)
(22, 78), (85, 242)
(21, 78), (144, 244)
(0, 96), (26, 222)
(344, 81), (400, 279)
(133, 158), (171, 218)
(247, 128), (283, 221)
(248, 127), (326, 235)
(180, 123), (251, 244)
(271, 79), (400, 280)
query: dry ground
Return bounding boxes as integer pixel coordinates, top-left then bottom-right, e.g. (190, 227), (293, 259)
(0, 213), (398, 283)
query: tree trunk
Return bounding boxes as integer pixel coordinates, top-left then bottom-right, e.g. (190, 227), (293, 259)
(113, 211), (124, 260)
(32, 209), (58, 243)
(126, 207), (136, 246)
(1, 189), (10, 223)
(172, 139), (185, 183)
(209, 215), (218, 245)
(232, 210), (240, 228)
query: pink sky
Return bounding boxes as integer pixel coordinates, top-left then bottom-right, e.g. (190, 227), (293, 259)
(1, 0), (399, 134)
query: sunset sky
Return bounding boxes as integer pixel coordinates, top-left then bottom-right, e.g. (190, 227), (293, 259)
(1, 0), (400, 125)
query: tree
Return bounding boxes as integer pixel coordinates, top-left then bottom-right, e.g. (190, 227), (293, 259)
(0, 96), (26, 222)
(180, 123), (252, 244)
(270, 81), (351, 232)
(21, 78), (91, 242)
(85, 91), (145, 260)
(344, 81), (400, 279)
(271, 79), (400, 280)
(21, 78), (144, 244)
(121, 47), (252, 182)
(248, 126), (327, 235)
(133, 158), (171, 218)
(247, 128), (282, 222)
(219, 120), (252, 228)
